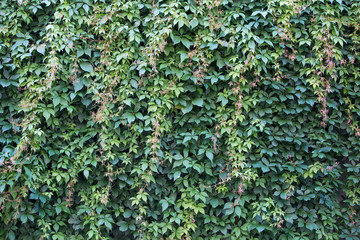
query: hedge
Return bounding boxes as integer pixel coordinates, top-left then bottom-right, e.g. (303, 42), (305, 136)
(1, 0), (360, 239)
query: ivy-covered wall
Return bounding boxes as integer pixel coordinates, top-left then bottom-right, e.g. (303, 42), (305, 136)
(1, 0), (360, 239)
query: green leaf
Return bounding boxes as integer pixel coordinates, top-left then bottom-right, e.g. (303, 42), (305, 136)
(206, 151), (213, 161)
(74, 79), (84, 92)
(248, 40), (255, 50)
(83, 4), (89, 13)
(43, 111), (50, 120)
(139, 68), (145, 76)
(306, 222), (317, 231)
(192, 98), (204, 107)
(118, 221), (128, 231)
(105, 221), (112, 230)
(208, 42), (218, 50)
(54, 223), (59, 232)
(173, 171), (181, 180)
(53, 96), (61, 107)
(77, 49), (84, 58)
(8, 231), (15, 240)
(183, 160), (190, 168)
(217, 95), (228, 106)
(2, 124), (12, 132)
(320, 147), (331, 153)
(181, 104), (193, 114)
(80, 62), (93, 72)
(37, 45), (45, 55)
(180, 38), (192, 49)
(179, 51), (189, 63)
(83, 169), (89, 179)
(216, 58), (225, 69)
(190, 18), (198, 29)
(55, 206), (62, 214)
(81, 98), (92, 107)
(130, 80), (138, 89)
(24, 166), (32, 181)
(171, 34), (181, 44)
(235, 206), (241, 216)
(20, 214), (28, 223)
(0, 79), (11, 87)
(70, 93), (77, 100)
(256, 225), (265, 233)
(160, 200), (169, 212)
(123, 210), (132, 218)
(210, 199), (219, 208)
(0, 184), (5, 193)
(123, 112), (135, 123)
(251, 10), (268, 18)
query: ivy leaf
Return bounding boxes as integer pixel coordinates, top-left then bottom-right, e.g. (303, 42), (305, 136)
(36, 45), (45, 55)
(208, 42), (218, 50)
(54, 223), (59, 232)
(43, 111), (51, 120)
(248, 40), (256, 50)
(83, 4), (89, 13)
(8, 231), (15, 240)
(251, 10), (268, 18)
(160, 200), (169, 212)
(210, 199), (219, 208)
(53, 96), (61, 107)
(123, 112), (135, 123)
(0, 79), (11, 87)
(256, 225), (265, 233)
(79, 62), (93, 72)
(130, 80), (138, 89)
(77, 49), (84, 58)
(181, 104), (193, 114)
(190, 18), (198, 29)
(83, 169), (89, 179)
(235, 206), (241, 216)
(105, 221), (112, 230)
(173, 171), (181, 180)
(192, 98), (204, 107)
(74, 79), (84, 92)
(181, 38), (192, 49)
(320, 146), (331, 153)
(183, 160), (190, 168)
(0, 184), (5, 193)
(118, 221), (128, 231)
(123, 210), (132, 218)
(81, 98), (92, 107)
(2, 124), (12, 132)
(171, 34), (181, 44)
(20, 214), (27, 223)
(206, 151), (213, 161)
(217, 95), (228, 106)
(179, 51), (189, 63)
(216, 58), (225, 69)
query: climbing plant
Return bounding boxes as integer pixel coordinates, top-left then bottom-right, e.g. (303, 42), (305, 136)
(1, 0), (360, 239)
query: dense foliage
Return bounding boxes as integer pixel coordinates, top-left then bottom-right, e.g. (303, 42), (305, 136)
(1, 0), (360, 239)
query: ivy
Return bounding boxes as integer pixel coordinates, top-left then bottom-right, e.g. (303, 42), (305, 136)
(1, 0), (360, 239)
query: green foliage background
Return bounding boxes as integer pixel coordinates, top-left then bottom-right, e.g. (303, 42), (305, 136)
(1, 0), (360, 239)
